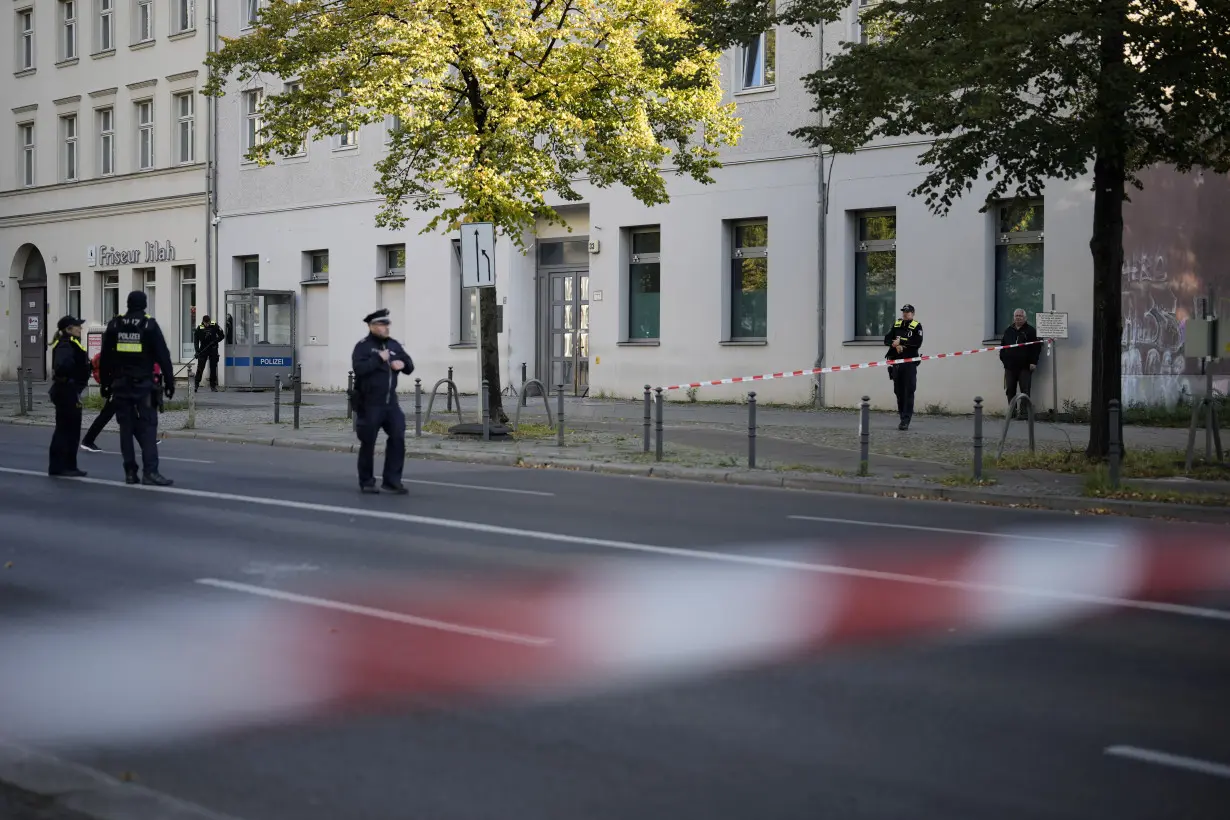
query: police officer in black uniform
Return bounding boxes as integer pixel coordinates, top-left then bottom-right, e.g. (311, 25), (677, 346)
(884, 303), (923, 431)
(351, 309), (414, 494)
(193, 314), (225, 392)
(48, 315), (91, 477)
(99, 291), (175, 486)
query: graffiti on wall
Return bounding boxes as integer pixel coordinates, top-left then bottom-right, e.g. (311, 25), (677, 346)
(1121, 166), (1230, 408)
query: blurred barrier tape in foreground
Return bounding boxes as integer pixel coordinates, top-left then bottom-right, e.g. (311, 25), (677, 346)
(1, 524), (1227, 749)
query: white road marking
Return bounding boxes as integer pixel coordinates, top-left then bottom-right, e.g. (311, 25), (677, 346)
(83, 449), (215, 464)
(398, 478), (554, 497)
(1104, 746), (1230, 779)
(195, 578), (553, 647)
(788, 515), (1119, 547)
(1, 465), (1227, 623)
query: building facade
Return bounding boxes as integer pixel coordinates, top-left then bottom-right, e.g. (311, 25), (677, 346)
(2, 0), (212, 380)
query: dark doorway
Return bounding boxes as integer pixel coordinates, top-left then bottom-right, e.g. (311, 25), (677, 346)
(18, 246), (48, 381)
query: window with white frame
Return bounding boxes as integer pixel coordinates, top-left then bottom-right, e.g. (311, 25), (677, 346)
(98, 107), (114, 175)
(175, 92), (194, 163)
(17, 8), (35, 71)
(385, 114), (403, 143)
(65, 273), (82, 319)
(177, 265), (196, 358)
(994, 200), (1045, 333)
(61, 1), (78, 61)
(627, 228), (661, 340)
(336, 127), (358, 150)
(383, 245), (406, 277)
(18, 123), (35, 187)
(858, 0), (889, 45)
(853, 209), (897, 338)
(305, 250), (328, 282)
(62, 115), (78, 182)
(242, 89), (263, 156)
(137, 100), (154, 169)
(451, 239), (476, 345)
(740, 1), (775, 90)
(100, 271), (121, 320)
(172, 0), (194, 33)
(282, 82), (307, 156)
(139, 268), (156, 316)
(134, 0), (153, 42)
(98, 0), (115, 51)
(729, 221), (768, 339)
(244, 0), (261, 28)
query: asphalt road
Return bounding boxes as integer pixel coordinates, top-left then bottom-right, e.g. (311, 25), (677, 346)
(2, 423), (1229, 820)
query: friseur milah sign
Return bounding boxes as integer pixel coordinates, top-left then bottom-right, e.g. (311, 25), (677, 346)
(87, 241), (177, 268)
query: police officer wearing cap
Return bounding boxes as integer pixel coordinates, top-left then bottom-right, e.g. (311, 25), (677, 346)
(47, 315), (91, 477)
(351, 308), (415, 494)
(884, 303), (923, 430)
(99, 290), (175, 486)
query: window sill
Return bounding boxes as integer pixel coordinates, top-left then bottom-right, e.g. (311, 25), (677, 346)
(332, 145), (359, 153)
(618, 340), (660, 347)
(56, 58), (80, 69)
(300, 279), (329, 286)
(375, 273), (405, 281)
(14, 67), (36, 78)
(168, 29), (197, 41)
(734, 84), (775, 97)
(129, 39), (155, 51)
(721, 339), (767, 346)
(91, 49), (116, 60)
(843, 339), (885, 347)
(448, 343), (476, 350)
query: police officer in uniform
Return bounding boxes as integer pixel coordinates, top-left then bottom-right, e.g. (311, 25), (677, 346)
(48, 315), (91, 477)
(99, 291), (175, 486)
(884, 303), (923, 431)
(193, 314), (225, 392)
(351, 309), (414, 494)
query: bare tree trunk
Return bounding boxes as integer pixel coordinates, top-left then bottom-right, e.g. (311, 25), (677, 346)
(480, 285), (507, 423)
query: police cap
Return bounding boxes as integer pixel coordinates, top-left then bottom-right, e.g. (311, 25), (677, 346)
(900, 304), (915, 313)
(364, 308), (391, 325)
(57, 315), (85, 332)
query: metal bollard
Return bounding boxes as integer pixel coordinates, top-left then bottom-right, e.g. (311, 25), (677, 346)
(346, 370), (354, 420)
(859, 396), (870, 476)
(26, 368), (34, 414)
(973, 396), (984, 481)
(748, 392), (757, 469)
(655, 387), (664, 461)
(1109, 399), (1122, 489)
(482, 379), (490, 441)
(186, 361), (196, 429)
(16, 368), (26, 415)
(447, 366), (454, 411)
(643, 385), (651, 453)
(415, 378), (422, 438)
(557, 383), (565, 447)
(274, 374), (282, 424)
(293, 363), (302, 430)
(520, 363), (528, 407)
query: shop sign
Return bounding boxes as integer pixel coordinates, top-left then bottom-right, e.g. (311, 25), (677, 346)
(90, 240), (177, 268)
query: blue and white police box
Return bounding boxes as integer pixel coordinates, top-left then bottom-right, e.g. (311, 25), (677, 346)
(223, 288), (297, 390)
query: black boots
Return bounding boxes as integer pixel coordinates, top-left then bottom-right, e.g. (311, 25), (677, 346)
(142, 472), (173, 487)
(125, 469), (140, 485)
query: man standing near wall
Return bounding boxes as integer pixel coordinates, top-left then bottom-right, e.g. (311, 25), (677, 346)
(193, 315), (225, 392)
(884, 304), (923, 431)
(999, 308), (1040, 416)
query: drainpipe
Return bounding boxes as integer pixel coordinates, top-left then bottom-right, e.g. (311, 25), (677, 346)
(814, 20), (827, 406)
(205, 0), (218, 319)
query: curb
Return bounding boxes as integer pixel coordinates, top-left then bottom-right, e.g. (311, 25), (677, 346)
(0, 738), (242, 820)
(4, 415), (1229, 523)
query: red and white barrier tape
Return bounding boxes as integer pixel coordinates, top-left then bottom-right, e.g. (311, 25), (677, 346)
(1, 524), (1226, 748)
(663, 339), (1049, 391)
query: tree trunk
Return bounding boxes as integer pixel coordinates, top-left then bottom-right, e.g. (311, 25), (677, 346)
(479, 285), (507, 423)
(1086, 1), (1130, 460)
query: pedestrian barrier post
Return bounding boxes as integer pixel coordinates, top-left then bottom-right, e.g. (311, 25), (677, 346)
(424, 379), (465, 427)
(859, 396), (870, 476)
(415, 378), (423, 438)
(293, 363), (302, 430)
(25, 369), (34, 415)
(16, 368), (26, 415)
(186, 361), (196, 429)
(346, 371), (354, 420)
(973, 396), (984, 481)
(643, 385), (652, 453)
(655, 387), (664, 461)
(748, 392), (758, 468)
(482, 380), (491, 441)
(446, 366), (454, 412)
(520, 363), (528, 407)
(1109, 399), (1122, 489)
(512, 379), (554, 430)
(274, 374), (282, 424)
(557, 383), (566, 447)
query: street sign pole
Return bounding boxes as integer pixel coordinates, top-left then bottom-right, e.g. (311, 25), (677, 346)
(460, 222), (497, 425)
(1036, 297), (1068, 419)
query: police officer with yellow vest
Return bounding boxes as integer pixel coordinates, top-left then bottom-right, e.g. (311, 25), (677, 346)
(99, 291), (175, 486)
(48, 315), (91, 477)
(884, 304), (923, 431)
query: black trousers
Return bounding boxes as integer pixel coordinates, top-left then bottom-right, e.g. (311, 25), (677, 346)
(48, 388), (83, 474)
(195, 353), (219, 388)
(114, 390), (160, 475)
(83, 397), (116, 445)
(356, 402), (406, 486)
(893, 363), (918, 421)
(1005, 367), (1033, 406)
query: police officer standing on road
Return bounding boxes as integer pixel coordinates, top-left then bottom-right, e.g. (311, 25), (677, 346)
(47, 315), (91, 477)
(193, 314), (225, 392)
(99, 291), (175, 486)
(351, 309), (414, 495)
(884, 303), (923, 431)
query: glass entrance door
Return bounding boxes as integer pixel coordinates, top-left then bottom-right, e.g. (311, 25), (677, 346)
(548, 270), (589, 396)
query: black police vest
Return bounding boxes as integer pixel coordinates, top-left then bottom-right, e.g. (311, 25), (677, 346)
(112, 314), (153, 379)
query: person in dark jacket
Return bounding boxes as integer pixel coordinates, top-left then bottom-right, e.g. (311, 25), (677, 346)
(351, 308), (414, 494)
(193, 315), (225, 392)
(884, 304), (924, 431)
(999, 308), (1041, 414)
(99, 291), (175, 486)
(48, 316), (91, 477)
